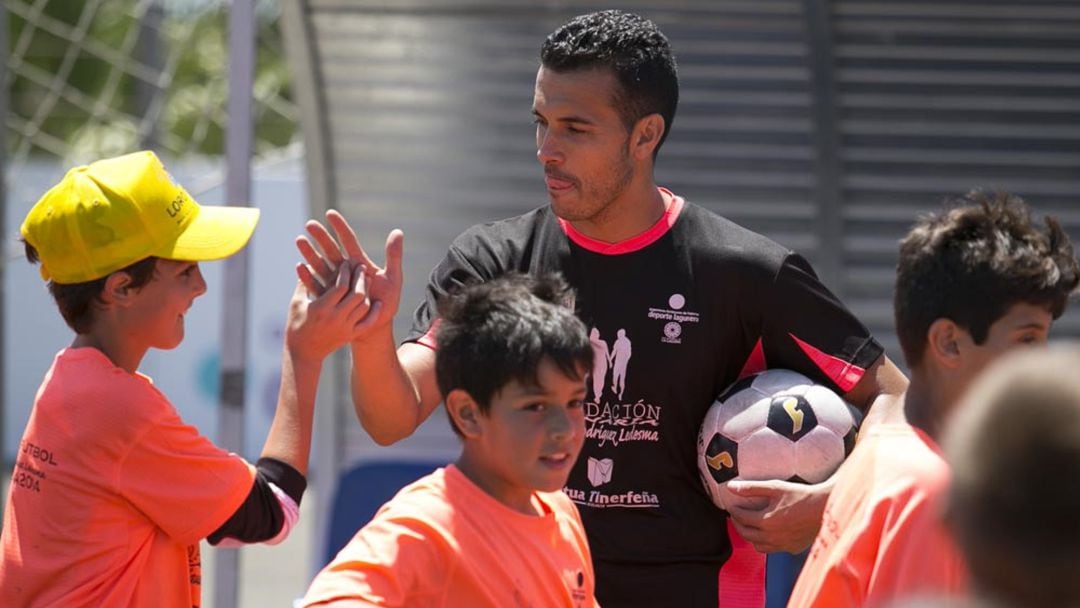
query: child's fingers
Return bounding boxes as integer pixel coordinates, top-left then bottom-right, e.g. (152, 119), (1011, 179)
(332, 261), (351, 296)
(352, 264), (368, 297)
(306, 218), (347, 270)
(296, 263), (324, 296)
(310, 264), (350, 310)
(295, 235), (335, 285)
(344, 296), (372, 327)
(352, 301), (385, 335)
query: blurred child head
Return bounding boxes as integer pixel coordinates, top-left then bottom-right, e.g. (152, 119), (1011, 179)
(944, 344), (1080, 607)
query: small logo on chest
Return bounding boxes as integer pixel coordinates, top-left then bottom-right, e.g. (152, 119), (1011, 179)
(646, 293), (700, 344)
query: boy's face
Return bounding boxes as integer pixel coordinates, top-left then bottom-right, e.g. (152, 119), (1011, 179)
(460, 357), (587, 514)
(125, 259), (207, 350)
(957, 301), (1052, 387)
(532, 66), (636, 224)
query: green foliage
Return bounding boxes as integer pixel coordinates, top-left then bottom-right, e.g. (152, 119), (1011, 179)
(6, 0), (296, 160)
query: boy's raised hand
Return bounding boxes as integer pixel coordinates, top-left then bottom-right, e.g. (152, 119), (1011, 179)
(294, 210), (403, 343)
(286, 263), (378, 361)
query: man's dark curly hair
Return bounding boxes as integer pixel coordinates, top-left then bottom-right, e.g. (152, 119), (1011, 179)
(541, 10), (679, 156)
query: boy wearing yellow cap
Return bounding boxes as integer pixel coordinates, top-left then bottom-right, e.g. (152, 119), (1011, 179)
(0, 151), (369, 607)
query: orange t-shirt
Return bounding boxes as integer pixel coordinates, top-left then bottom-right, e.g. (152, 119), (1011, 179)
(302, 465), (599, 608)
(0, 348), (255, 607)
(788, 424), (968, 608)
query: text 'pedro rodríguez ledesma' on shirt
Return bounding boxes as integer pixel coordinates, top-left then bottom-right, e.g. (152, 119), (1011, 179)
(568, 313), (693, 510)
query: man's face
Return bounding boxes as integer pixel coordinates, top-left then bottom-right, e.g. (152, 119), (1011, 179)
(532, 66), (635, 224)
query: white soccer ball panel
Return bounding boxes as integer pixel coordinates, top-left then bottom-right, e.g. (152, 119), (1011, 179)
(793, 426), (847, 483)
(801, 384), (856, 434)
(702, 385), (765, 441)
(737, 429), (796, 481)
(717, 396), (773, 442)
(749, 369), (815, 395)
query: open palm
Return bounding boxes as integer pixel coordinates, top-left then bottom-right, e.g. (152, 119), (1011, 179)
(295, 209), (404, 341)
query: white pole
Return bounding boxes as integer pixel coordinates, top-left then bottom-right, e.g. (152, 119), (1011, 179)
(215, 0), (255, 606)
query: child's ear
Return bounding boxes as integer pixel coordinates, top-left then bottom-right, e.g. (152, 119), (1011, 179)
(927, 318), (963, 369)
(100, 271), (135, 307)
(629, 113), (664, 161)
(446, 389), (483, 438)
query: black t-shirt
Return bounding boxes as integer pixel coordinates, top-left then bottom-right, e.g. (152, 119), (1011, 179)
(405, 194), (883, 607)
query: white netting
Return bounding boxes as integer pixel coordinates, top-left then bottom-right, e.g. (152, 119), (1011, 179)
(3, 0), (298, 177)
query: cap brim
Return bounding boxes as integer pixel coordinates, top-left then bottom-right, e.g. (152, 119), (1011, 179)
(164, 205), (260, 262)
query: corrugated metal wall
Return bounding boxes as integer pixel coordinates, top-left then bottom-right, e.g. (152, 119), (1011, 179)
(282, 0), (1080, 463)
(833, 0), (1080, 351)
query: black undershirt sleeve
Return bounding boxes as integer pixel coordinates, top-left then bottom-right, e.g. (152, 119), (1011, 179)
(206, 457), (307, 545)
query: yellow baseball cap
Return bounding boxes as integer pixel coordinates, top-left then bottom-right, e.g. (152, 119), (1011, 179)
(20, 151), (260, 284)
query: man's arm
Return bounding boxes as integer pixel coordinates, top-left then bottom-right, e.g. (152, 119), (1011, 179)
(843, 353), (908, 432)
(296, 210), (444, 444)
(349, 335), (441, 445)
(725, 353), (907, 554)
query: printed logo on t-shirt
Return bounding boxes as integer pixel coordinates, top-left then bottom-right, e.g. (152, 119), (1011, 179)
(564, 484), (660, 510)
(647, 293), (700, 344)
(585, 328), (660, 447)
(586, 457), (613, 487)
(188, 544), (202, 586)
(566, 568), (589, 606)
(11, 439), (59, 494)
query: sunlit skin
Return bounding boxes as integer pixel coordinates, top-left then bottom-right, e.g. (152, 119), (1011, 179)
(72, 259), (207, 373)
(451, 358), (589, 516)
(532, 66), (666, 243)
(128, 260), (208, 350)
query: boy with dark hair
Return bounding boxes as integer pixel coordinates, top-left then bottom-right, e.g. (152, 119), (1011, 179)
(297, 9), (908, 607)
(789, 190), (1080, 607)
(944, 344), (1080, 608)
(301, 273), (598, 608)
(0, 151), (369, 606)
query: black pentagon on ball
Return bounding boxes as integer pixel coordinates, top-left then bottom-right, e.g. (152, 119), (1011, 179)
(704, 433), (739, 484)
(766, 394), (818, 441)
(717, 374), (758, 403)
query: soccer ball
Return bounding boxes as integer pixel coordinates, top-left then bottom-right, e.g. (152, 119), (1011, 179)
(696, 369), (861, 510)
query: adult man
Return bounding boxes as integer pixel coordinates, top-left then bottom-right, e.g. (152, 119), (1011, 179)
(298, 10), (906, 607)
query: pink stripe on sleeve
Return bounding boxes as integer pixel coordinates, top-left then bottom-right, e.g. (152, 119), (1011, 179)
(416, 318), (442, 350)
(738, 338), (767, 379)
(789, 333), (865, 393)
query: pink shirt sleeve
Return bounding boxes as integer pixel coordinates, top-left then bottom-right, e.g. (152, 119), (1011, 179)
(116, 409), (255, 546)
